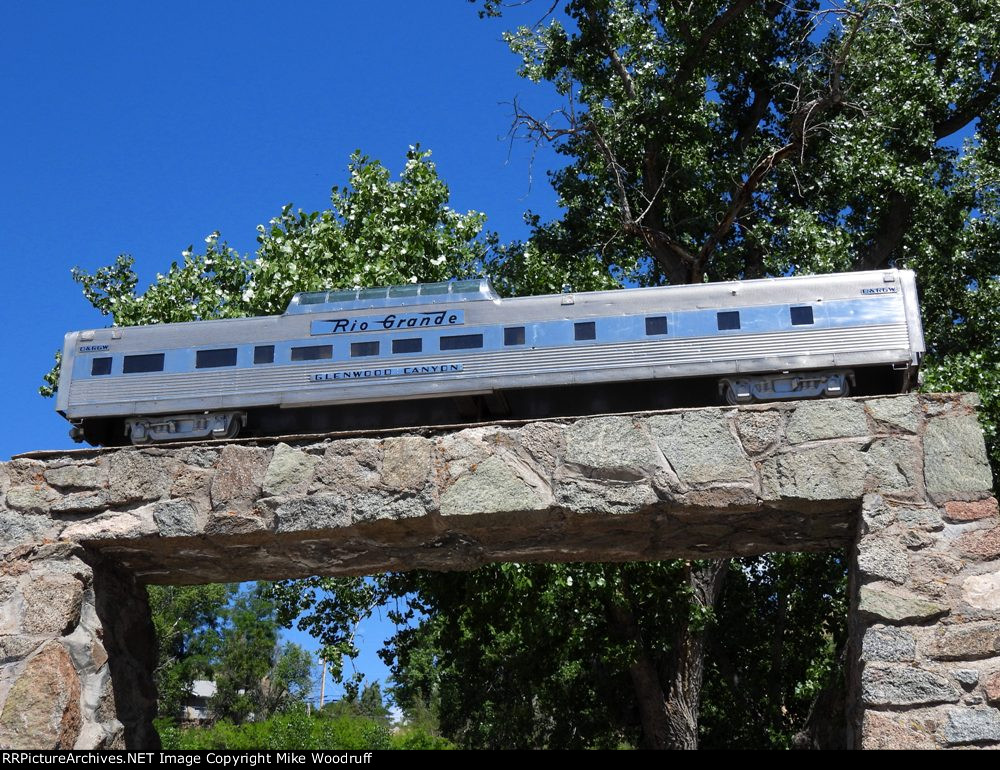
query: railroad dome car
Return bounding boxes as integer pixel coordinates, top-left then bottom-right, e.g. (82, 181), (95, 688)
(56, 269), (925, 446)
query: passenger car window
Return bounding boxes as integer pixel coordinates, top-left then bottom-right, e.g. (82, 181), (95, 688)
(717, 311), (740, 331)
(645, 317), (668, 335)
(91, 357), (112, 376)
(440, 334), (483, 350)
(123, 353), (165, 373)
(351, 341), (379, 357)
(790, 306), (814, 326)
(196, 348), (237, 369)
(291, 345), (333, 361)
(392, 338), (422, 354)
(574, 322), (596, 341)
(254, 345), (275, 364)
(504, 327), (525, 346)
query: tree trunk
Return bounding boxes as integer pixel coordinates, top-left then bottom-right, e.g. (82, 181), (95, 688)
(662, 559), (730, 750)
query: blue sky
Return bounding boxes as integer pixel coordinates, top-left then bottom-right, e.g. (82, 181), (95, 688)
(1, 1), (562, 459)
(2, 2), (565, 704)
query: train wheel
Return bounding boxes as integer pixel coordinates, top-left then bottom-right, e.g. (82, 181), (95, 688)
(221, 414), (242, 440)
(823, 379), (851, 398)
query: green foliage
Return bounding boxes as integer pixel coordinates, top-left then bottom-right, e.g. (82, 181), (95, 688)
(54, 2), (1000, 747)
(156, 703), (454, 750)
(39, 147), (492, 395)
(158, 708), (393, 751)
(149, 583), (312, 725)
(148, 584), (236, 719)
(700, 553), (848, 749)
(481, 0), (1000, 480)
(278, 557), (845, 749)
(209, 585), (313, 724)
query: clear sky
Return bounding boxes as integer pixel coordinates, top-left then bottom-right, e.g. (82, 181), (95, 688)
(1, 1), (563, 459)
(2, 2), (565, 704)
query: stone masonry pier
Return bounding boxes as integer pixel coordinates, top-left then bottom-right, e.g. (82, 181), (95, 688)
(0, 393), (997, 748)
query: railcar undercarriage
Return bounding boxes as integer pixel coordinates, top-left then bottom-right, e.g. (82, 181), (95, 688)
(70, 365), (914, 447)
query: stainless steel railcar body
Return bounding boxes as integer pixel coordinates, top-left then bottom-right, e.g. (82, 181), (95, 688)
(56, 269), (925, 445)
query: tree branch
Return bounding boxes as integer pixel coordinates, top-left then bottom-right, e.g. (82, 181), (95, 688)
(934, 60), (1000, 140)
(672, 0), (756, 88)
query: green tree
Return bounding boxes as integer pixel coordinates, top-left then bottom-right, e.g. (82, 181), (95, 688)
(148, 584), (236, 719)
(39, 147), (490, 396)
(482, 0), (1000, 468)
(209, 585), (313, 724)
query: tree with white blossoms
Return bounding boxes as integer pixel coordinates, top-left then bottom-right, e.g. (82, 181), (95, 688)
(40, 147), (492, 396)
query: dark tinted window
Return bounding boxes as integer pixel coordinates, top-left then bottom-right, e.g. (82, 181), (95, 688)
(196, 348), (237, 369)
(123, 353), (165, 374)
(254, 345), (275, 364)
(291, 345), (332, 361)
(574, 321), (596, 341)
(91, 357), (112, 376)
(440, 334), (483, 351)
(351, 341), (379, 357)
(645, 316), (668, 336)
(717, 311), (740, 331)
(790, 306), (814, 326)
(392, 338), (422, 354)
(504, 327), (525, 346)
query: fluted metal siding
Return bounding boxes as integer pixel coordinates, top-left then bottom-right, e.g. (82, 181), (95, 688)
(68, 323), (910, 411)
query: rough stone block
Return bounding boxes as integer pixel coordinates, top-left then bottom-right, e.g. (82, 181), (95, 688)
(864, 437), (920, 494)
(0, 636), (42, 664)
(962, 571), (1000, 612)
(0, 643), (81, 749)
(381, 437), (433, 490)
(985, 672), (1000, 705)
(43, 464), (105, 491)
(149, 500), (200, 537)
(856, 539), (909, 584)
(0, 510), (57, 556)
(5, 485), (59, 513)
(108, 451), (170, 505)
(555, 476), (658, 515)
(646, 412), (753, 486)
(862, 662), (960, 706)
(931, 622), (1000, 661)
(352, 490), (432, 523)
(734, 409), (783, 455)
(897, 505), (945, 531)
(861, 626), (916, 662)
(923, 415), (994, 500)
(957, 525), (1000, 560)
(315, 439), (381, 490)
(858, 585), (948, 624)
(566, 416), (660, 479)
(899, 530), (936, 549)
(944, 498), (999, 522)
(861, 494), (896, 532)
(204, 510), (271, 537)
(441, 457), (550, 517)
(860, 711), (936, 750)
(761, 444), (866, 502)
(21, 573), (83, 635)
(210, 445), (269, 510)
(785, 399), (869, 443)
(273, 494), (350, 533)
(942, 709), (1000, 745)
(865, 395), (921, 433)
(262, 444), (318, 497)
(61, 511), (157, 542)
(954, 669), (980, 688)
(50, 492), (109, 514)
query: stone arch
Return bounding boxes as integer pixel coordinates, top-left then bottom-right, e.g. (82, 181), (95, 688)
(0, 394), (996, 748)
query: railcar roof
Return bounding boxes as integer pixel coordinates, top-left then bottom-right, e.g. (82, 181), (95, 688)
(285, 278), (499, 314)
